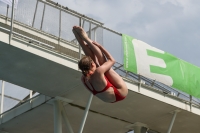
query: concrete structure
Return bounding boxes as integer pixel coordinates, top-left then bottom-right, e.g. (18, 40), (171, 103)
(0, 0), (200, 133)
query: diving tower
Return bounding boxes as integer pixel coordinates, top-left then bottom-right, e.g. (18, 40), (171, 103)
(0, 0), (200, 133)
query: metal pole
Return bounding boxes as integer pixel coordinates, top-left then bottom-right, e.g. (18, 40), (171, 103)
(78, 94), (93, 133)
(89, 22), (92, 39)
(60, 103), (74, 133)
(29, 90), (33, 99)
(138, 75), (142, 92)
(82, 19), (85, 28)
(78, 17), (82, 60)
(9, 0), (15, 44)
(0, 81), (5, 114)
(40, 3), (46, 30)
(58, 5), (62, 40)
(94, 28), (96, 41)
(190, 95), (192, 111)
(32, 0), (39, 27)
(6, 5), (9, 23)
(54, 100), (62, 133)
(167, 110), (179, 133)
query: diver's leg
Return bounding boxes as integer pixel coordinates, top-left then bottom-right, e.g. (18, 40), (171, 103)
(74, 26), (127, 96)
(72, 28), (99, 65)
(74, 26), (107, 66)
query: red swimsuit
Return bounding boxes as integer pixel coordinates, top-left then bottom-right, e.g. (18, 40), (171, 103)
(82, 76), (125, 103)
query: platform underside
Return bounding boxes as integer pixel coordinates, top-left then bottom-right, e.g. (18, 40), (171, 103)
(0, 37), (200, 133)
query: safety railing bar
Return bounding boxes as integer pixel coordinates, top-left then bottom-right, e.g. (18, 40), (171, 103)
(0, 94), (49, 115)
(6, 4), (9, 23)
(117, 65), (196, 102)
(0, 81), (5, 114)
(102, 25), (122, 36)
(78, 17), (82, 60)
(113, 64), (123, 70)
(38, 0), (103, 26)
(32, 0), (38, 27)
(115, 63), (180, 95)
(40, 3), (46, 30)
(0, 94), (23, 102)
(0, 26), (55, 49)
(9, 0), (15, 44)
(58, 4), (62, 39)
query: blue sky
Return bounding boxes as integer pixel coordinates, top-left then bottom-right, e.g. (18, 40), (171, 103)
(53, 0), (200, 67)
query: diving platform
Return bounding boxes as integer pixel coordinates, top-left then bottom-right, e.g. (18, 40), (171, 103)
(0, 0), (200, 133)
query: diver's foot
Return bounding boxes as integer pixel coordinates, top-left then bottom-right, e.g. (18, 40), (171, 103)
(72, 28), (88, 45)
(73, 26), (90, 42)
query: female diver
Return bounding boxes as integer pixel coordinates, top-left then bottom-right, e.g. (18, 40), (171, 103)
(73, 26), (128, 103)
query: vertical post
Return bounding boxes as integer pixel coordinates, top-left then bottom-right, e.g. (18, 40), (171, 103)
(60, 103), (74, 133)
(89, 22), (92, 39)
(167, 110), (180, 133)
(78, 17), (82, 60)
(151, 80), (156, 87)
(29, 90), (33, 104)
(40, 3), (46, 30)
(0, 81), (5, 114)
(54, 100), (62, 133)
(189, 95), (192, 111)
(128, 122), (148, 133)
(32, 0), (39, 27)
(29, 90), (33, 99)
(9, 0), (15, 44)
(78, 94), (93, 133)
(94, 28), (97, 41)
(58, 5), (62, 41)
(134, 126), (148, 133)
(125, 71), (129, 77)
(6, 5), (9, 23)
(138, 75), (142, 92)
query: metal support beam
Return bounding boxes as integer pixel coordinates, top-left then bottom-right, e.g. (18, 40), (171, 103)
(113, 64), (123, 70)
(40, 3), (46, 30)
(53, 100), (62, 133)
(29, 90), (33, 99)
(78, 17), (82, 60)
(127, 122), (148, 133)
(134, 126), (148, 133)
(58, 4), (62, 44)
(9, 0), (15, 44)
(151, 79), (156, 87)
(78, 94), (93, 133)
(32, 0), (38, 27)
(89, 21), (92, 39)
(94, 28), (96, 41)
(0, 81), (5, 114)
(29, 90), (33, 103)
(138, 75), (142, 92)
(167, 110), (180, 133)
(60, 103), (74, 133)
(189, 95), (192, 111)
(6, 5), (9, 23)
(125, 71), (129, 77)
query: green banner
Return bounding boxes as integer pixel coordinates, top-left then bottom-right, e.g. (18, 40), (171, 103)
(122, 34), (200, 98)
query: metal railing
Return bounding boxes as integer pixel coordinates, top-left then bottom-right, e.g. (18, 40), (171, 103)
(0, 80), (39, 113)
(0, 0), (200, 109)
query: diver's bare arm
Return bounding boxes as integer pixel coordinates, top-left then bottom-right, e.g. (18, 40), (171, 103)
(93, 42), (115, 63)
(93, 42), (115, 73)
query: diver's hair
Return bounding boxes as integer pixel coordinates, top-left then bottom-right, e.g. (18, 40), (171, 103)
(78, 56), (93, 76)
